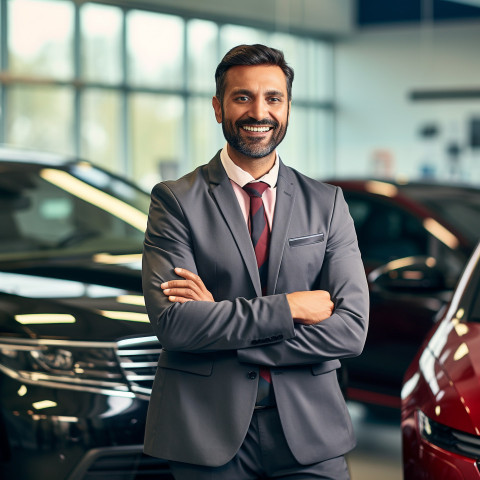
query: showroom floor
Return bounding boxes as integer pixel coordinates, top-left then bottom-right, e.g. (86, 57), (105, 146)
(346, 402), (403, 480)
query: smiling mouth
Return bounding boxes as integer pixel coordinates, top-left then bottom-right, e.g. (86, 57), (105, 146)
(241, 125), (273, 133)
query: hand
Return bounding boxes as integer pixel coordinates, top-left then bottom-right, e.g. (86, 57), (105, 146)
(286, 290), (334, 325)
(161, 268), (215, 304)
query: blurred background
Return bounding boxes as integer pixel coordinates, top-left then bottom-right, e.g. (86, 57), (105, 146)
(1, 1), (480, 479)
(1, 0), (480, 190)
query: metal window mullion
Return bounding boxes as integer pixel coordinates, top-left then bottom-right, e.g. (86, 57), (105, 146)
(0, 0), (7, 71)
(329, 41), (337, 177)
(121, 6), (129, 177)
(182, 18), (189, 175)
(73, 0), (81, 157)
(215, 23), (224, 147)
(0, 0), (8, 143)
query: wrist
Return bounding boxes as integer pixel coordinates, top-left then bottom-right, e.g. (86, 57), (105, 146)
(286, 292), (298, 319)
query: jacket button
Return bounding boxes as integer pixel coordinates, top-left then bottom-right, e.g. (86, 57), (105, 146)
(247, 371), (257, 380)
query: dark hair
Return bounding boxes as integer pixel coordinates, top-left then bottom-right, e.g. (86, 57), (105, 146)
(214, 44), (294, 103)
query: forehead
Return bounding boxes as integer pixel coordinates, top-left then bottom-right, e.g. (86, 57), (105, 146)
(223, 65), (287, 94)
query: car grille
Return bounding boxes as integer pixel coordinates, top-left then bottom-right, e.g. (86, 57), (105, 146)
(418, 410), (480, 460)
(116, 336), (161, 398)
(452, 431), (480, 458)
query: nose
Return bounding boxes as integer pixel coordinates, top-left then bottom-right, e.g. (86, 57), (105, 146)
(248, 98), (268, 121)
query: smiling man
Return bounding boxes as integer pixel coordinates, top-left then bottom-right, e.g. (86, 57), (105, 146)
(142, 44), (369, 480)
(213, 63), (289, 168)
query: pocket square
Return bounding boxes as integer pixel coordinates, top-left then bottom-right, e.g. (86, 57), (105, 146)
(288, 233), (325, 247)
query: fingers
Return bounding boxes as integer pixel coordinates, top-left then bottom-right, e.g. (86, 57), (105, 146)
(162, 280), (199, 291)
(172, 268), (207, 293)
(161, 282), (201, 301)
(173, 267), (201, 282)
(165, 295), (192, 304)
(160, 267), (214, 303)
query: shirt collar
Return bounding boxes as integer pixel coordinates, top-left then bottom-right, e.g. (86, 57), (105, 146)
(220, 143), (279, 188)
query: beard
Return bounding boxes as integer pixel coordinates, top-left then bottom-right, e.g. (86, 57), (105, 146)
(221, 108), (289, 159)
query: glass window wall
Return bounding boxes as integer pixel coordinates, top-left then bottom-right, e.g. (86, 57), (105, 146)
(127, 11), (184, 89)
(80, 89), (122, 171)
(0, 0), (335, 183)
(187, 19), (218, 93)
(81, 3), (123, 84)
(6, 85), (73, 153)
(188, 96), (224, 169)
(8, 0), (74, 79)
(130, 93), (184, 189)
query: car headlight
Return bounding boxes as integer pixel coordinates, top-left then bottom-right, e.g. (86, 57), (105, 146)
(418, 410), (480, 460)
(0, 338), (133, 397)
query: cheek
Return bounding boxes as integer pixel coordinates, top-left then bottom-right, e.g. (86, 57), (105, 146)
(273, 107), (289, 124)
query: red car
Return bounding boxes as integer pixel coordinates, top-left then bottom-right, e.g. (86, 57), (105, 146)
(328, 179), (480, 410)
(401, 241), (480, 479)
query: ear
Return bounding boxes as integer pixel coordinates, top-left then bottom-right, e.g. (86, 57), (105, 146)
(212, 96), (222, 124)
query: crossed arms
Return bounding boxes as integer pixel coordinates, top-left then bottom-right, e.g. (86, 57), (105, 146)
(161, 267), (334, 326)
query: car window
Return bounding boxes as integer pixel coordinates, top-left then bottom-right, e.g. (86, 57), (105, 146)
(344, 193), (429, 265)
(448, 247), (480, 323)
(0, 163), (149, 258)
(422, 198), (480, 246)
(402, 185), (480, 246)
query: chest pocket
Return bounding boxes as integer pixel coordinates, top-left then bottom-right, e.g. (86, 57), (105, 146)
(275, 231), (327, 292)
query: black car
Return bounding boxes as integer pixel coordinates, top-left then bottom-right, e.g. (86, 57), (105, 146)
(0, 147), (172, 479)
(329, 179), (480, 410)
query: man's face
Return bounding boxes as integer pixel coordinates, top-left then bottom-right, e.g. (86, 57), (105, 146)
(213, 65), (290, 160)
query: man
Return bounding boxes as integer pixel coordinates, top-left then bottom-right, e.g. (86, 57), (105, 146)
(142, 44), (369, 479)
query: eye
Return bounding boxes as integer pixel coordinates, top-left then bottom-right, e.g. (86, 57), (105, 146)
(235, 96), (249, 102)
(269, 97), (282, 103)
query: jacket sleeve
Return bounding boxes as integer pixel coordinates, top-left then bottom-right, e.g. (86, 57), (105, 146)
(237, 187), (369, 366)
(142, 182), (295, 352)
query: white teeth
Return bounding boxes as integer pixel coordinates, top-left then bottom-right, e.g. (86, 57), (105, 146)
(242, 126), (271, 132)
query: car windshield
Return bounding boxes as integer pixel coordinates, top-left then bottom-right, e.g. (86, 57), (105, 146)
(403, 185), (480, 246)
(0, 161), (151, 260)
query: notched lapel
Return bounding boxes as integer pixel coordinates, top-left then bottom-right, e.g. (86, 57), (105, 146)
(207, 155), (262, 297)
(267, 162), (296, 295)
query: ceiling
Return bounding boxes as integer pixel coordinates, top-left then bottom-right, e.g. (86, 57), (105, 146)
(112, 0), (480, 37)
(357, 0), (480, 27)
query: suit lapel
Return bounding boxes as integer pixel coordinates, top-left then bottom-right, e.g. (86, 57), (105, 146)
(207, 153), (262, 297)
(267, 161), (296, 295)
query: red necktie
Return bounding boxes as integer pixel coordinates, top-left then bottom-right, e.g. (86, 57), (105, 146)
(243, 182), (270, 294)
(243, 182), (274, 406)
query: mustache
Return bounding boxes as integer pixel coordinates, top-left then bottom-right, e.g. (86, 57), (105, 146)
(235, 118), (278, 129)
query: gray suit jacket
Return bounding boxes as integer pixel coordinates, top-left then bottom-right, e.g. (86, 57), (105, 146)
(142, 151), (369, 467)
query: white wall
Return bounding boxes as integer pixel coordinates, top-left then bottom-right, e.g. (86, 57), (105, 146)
(334, 22), (480, 183)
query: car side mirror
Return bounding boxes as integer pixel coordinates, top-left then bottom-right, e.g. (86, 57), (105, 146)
(368, 256), (446, 292)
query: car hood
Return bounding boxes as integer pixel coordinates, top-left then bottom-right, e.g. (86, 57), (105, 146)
(423, 318), (480, 435)
(0, 254), (154, 342)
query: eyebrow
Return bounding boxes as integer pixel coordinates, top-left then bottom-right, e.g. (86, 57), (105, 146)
(265, 89), (285, 97)
(230, 88), (285, 97)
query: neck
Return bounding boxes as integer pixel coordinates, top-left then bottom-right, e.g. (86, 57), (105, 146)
(226, 145), (276, 179)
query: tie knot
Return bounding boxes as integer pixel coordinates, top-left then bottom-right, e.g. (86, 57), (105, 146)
(243, 182), (269, 198)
